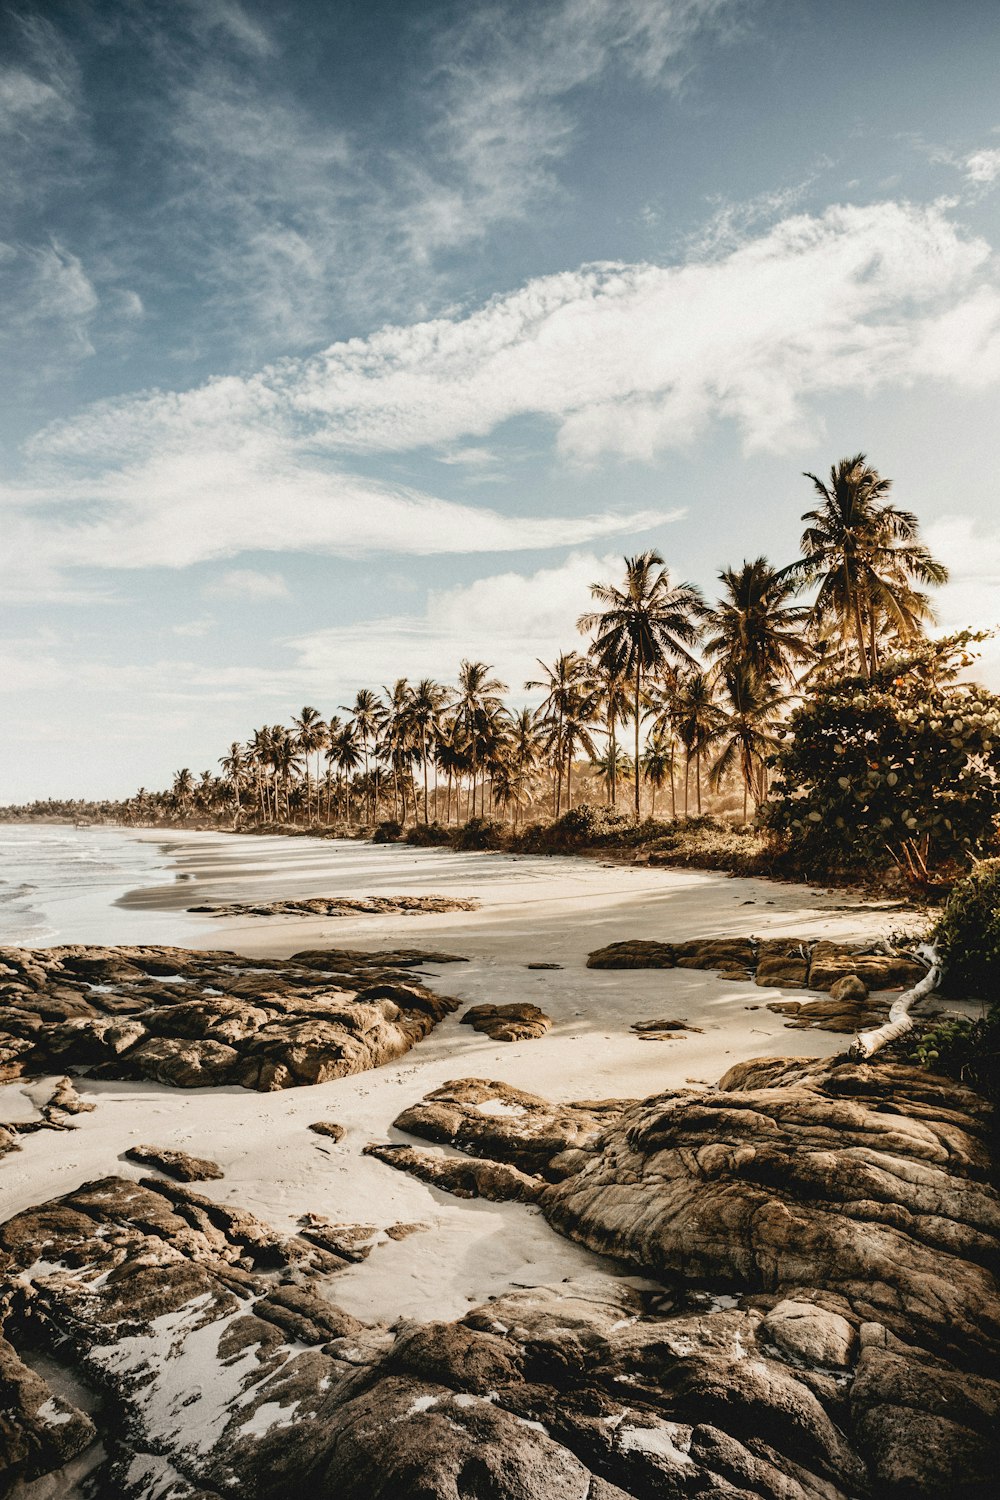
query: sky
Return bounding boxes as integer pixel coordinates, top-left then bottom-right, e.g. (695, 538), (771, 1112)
(3, 0), (1000, 801)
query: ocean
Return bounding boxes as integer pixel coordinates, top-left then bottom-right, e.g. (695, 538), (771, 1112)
(0, 825), (184, 947)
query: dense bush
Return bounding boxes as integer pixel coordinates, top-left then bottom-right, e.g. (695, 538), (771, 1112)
(932, 858), (1000, 999)
(766, 633), (1000, 882)
(372, 819), (403, 843)
(908, 1014), (1000, 1105)
(453, 817), (505, 850)
(404, 822), (452, 847)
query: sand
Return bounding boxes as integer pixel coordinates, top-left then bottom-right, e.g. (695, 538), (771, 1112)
(1, 831), (954, 1325)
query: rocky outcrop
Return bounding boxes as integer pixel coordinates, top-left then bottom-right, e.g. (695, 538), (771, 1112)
(630, 1017), (702, 1039)
(124, 1144), (224, 1181)
(0, 944), (463, 1095)
(0, 1074), (96, 1163)
(372, 1057), (1000, 1496)
(189, 895), (479, 918)
(587, 936), (930, 1032)
(460, 1002), (552, 1041)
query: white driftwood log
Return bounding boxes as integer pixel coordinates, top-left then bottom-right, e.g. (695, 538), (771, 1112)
(851, 944), (941, 1059)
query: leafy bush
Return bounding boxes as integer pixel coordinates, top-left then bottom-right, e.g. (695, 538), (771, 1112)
(932, 858), (1000, 999)
(372, 819), (403, 843)
(405, 822), (451, 847)
(453, 817), (504, 850)
(908, 1014), (1000, 1104)
(766, 633), (1000, 882)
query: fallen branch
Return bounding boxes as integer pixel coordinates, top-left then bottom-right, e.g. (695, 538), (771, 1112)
(850, 943), (941, 1059)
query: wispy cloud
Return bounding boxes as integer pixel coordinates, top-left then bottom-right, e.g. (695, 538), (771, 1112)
(3, 197), (999, 599)
(204, 568), (289, 601)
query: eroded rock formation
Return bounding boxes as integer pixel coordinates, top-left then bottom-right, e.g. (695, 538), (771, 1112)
(189, 895), (479, 918)
(460, 1002), (552, 1041)
(0, 944), (463, 1094)
(373, 1057), (1000, 1497)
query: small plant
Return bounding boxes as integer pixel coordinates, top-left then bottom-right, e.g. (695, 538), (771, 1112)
(372, 819), (403, 843)
(454, 817), (504, 851)
(405, 822), (451, 847)
(932, 858), (1000, 1000)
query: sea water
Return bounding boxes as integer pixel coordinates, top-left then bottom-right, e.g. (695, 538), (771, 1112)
(0, 825), (190, 947)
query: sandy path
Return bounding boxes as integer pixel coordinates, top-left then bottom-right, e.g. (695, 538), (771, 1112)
(2, 832), (933, 1323)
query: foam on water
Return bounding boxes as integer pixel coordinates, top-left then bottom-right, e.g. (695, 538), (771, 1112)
(0, 826), (199, 947)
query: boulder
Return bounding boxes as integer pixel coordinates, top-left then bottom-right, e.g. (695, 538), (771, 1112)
(124, 1144), (225, 1181)
(460, 1003), (551, 1041)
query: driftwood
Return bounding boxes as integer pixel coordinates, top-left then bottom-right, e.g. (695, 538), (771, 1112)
(851, 943), (940, 1058)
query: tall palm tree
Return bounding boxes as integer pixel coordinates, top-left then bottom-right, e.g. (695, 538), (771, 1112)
(330, 722), (362, 823)
(791, 454), (947, 678)
(706, 666), (785, 821)
(292, 707), (327, 823)
(219, 742), (246, 826)
(454, 661), (508, 820)
(641, 733), (674, 819)
(345, 688), (380, 823)
(171, 768), (194, 821)
(408, 678), (452, 823)
(704, 557), (813, 685)
(588, 658), (632, 808)
(579, 552), (705, 819)
(526, 650), (595, 817)
(673, 671), (723, 817)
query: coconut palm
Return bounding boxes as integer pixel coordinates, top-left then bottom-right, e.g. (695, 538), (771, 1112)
(791, 454), (948, 678)
(579, 552), (705, 819)
(329, 722), (362, 823)
(673, 671), (724, 817)
(454, 661), (508, 820)
(345, 689), (380, 823)
(588, 658), (632, 808)
(292, 707), (327, 823)
(641, 733), (674, 819)
(526, 651), (595, 817)
(408, 678), (452, 823)
(219, 742), (246, 826)
(706, 666), (785, 820)
(704, 557), (813, 686)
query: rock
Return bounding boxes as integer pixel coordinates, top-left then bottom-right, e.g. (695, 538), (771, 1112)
(586, 939), (676, 968)
(308, 1120), (345, 1141)
(762, 1297), (856, 1368)
(189, 894), (480, 918)
(807, 940), (926, 993)
(766, 993), (888, 1033)
(460, 1003), (551, 1041)
(526, 962), (561, 969)
(0, 1333), (97, 1488)
(630, 1018), (702, 1039)
(365, 1142), (544, 1203)
(124, 1144), (225, 1181)
(830, 973), (869, 1003)
(0, 943), (461, 1095)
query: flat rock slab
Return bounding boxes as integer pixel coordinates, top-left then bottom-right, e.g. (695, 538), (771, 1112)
(630, 1018), (703, 1039)
(0, 943), (463, 1094)
(308, 1119), (346, 1141)
(189, 895), (480, 918)
(460, 1003), (552, 1042)
(124, 1144), (224, 1181)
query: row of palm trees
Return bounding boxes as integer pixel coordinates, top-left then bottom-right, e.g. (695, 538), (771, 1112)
(130, 454), (946, 830)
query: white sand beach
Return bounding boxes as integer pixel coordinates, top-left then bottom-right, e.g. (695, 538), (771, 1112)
(1, 830), (948, 1325)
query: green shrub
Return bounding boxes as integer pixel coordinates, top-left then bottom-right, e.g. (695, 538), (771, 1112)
(372, 819), (403, 843)
(766, 632), (1000, 882)
(453, 817), (504, 851)
(932, 858), (1000, 1000)
(908, 1014), (1000, 1104)
(404, 822), (451, 847)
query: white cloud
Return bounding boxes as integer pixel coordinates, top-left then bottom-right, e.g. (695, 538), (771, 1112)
(924, 515), (1000, 689)
(4, 198), (1000, 599)
(964, 147), (1000, 184)
(172, 615), (216, 637)
(290, 549), (647, 693)
(204, 569), (289, 600)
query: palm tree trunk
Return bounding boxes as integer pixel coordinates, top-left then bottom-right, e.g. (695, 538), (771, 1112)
(696, 747), (702, 816)
(609, 715), (616, 808)
(423, 734), (430, 824)
(669, 747), (676, 820)
(684, 754), (690, 819)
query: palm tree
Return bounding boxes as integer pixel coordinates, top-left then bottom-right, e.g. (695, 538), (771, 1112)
(408, 678), (452, 823)
(219, 742), (246, 826)
(589, 658), (632, 808)
(377, 679), (419, 823)
(673, 671), (723, 817)
(330, 722), (362, 823)
(707, 666), (785, 820)
(526, 651), (595, 817)
(292, 707), (327, 823)
(641, 733), (674, 818)
(454, 661), (508, 820)
(171, 768), (194, 821)
(791, 454), (948, 678)
(704, 557), (813, 686)
(579, 552), (705, 819)
(345, 689), (380, 823)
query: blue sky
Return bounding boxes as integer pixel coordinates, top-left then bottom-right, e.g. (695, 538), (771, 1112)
(3, 0), (1000, 800)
